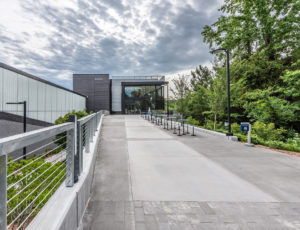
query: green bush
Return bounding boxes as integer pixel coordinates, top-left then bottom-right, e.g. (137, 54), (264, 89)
(187, 116), (200, 126)
(54, 110), (90, 147)
(7, 157), (65, 226)
(252, 121), (286, 141)
(204, 120), (214, 130)
(55, 110), (90, 125)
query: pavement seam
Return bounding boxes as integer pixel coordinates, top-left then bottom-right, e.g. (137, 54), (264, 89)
(125, 117), (137, 230)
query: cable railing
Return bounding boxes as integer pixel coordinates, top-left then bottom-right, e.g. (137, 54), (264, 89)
(0, 110), (104, 230)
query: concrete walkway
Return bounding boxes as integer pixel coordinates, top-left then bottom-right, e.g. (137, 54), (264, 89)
(82, 115), (300, 230)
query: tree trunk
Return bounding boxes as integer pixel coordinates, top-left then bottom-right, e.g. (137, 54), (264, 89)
(214, 113), (217, 130)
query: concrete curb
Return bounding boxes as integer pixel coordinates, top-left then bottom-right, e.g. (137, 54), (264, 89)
(27, 115), (104, 230)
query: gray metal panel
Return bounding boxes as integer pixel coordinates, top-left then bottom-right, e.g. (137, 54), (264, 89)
(0, 68), (2, 111)
(73, 74), (110, 112)
(0, 66), (87, 124)
(3, 69), (18, 115)
(0, 62), (86, 97)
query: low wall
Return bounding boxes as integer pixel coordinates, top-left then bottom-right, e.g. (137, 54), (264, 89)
(158, 117), (238, 141)
(27, 115), (104, 230)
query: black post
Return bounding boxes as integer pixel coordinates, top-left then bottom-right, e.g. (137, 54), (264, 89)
(226, 50), (233, 136)
(167, 83), (169, 118)
(7, 101), (27, 159)
(23, 101), (27, 159)
(177, 125), (181, 136)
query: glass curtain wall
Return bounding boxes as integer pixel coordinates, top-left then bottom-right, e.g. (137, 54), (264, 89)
(124, 85), (164, 114)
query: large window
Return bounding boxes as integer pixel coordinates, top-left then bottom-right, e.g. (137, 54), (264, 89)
(123, 85), (164, 114)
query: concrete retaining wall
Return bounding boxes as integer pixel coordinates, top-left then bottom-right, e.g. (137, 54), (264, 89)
(27, 115), (103, 230)
(160, 118), (238, 141)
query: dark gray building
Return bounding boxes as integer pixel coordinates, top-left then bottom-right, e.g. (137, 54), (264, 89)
(73, 74), (111, 112)
(73, 74), (166, 114)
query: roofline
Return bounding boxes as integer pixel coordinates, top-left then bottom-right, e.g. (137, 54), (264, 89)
(0, 62), (87, 98)
(73, 73), (110, 76)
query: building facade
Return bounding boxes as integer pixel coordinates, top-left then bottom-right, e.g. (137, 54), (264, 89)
(73, 74), (110, 112)
(0, 63), (87, 124)
(73, 74), (166, 114)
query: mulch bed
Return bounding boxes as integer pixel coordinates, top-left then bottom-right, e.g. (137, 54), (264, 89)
(255, 144), (300, 157)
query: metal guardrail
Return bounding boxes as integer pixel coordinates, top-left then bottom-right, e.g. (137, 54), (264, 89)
(0, 110), (104, 230)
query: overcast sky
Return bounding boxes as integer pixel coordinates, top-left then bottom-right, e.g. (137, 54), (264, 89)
(0, 0), (222, 89)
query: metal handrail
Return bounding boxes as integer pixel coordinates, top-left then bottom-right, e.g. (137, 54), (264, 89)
(77, 113), (96, 125)
(0, 110), (105, 230)
(0, 122), (73, 155)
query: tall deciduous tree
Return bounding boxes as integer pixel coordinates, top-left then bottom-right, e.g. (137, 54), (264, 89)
(190, 65), (213, 91)
(202, 0), (300, 62)
(170, 75), (190, 116)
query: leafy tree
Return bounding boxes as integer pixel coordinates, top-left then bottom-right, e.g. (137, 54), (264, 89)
(207, 76), (226, 130)
(202, 0), (300, 61)
(170, 75), (190, 116)
(190, 65), (213, 91)
(186, 87), (209, 125)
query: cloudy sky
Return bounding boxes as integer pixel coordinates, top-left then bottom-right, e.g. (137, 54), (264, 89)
(0, 0), (222, 89)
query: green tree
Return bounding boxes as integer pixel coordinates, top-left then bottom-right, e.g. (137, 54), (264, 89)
(207, 76), (226, 130)
(170, 75), (190, 116)
(190, 65), (213, 91)
(202, 0), (300, 61)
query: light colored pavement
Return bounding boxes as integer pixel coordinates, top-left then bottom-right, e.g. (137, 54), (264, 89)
(82, 115), (300, 230)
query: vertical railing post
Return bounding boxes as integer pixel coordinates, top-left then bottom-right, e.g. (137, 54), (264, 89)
(96, 113), (99, 131)
(0, 145), (7, 230)
(77, 120), (83, 175)
(93, 115), (96, 136)
(89, 118), (93, 143)
(86, 120), (90, 153)
(66, 115), (77, 187)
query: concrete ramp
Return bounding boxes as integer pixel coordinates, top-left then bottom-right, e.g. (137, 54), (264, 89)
(82, 115), (300, 230)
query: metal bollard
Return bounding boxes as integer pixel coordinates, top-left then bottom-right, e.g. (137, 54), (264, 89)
(187, 124), (190, 134)
(182, 122), (186, 135)
(173, 124), (177, 134)
(171, 119), (173, 129)
(167, 119), (169, 130)
(177, 125), (182, 136)
(191, 126), (196, 136)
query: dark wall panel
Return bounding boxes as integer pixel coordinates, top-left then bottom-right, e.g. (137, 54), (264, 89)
(73, 74), (110, 112)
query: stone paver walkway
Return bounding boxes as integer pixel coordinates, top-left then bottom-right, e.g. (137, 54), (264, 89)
(82, 115), (300, 230)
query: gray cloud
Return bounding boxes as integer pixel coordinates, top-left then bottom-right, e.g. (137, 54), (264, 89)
(0, 0), (221, 89)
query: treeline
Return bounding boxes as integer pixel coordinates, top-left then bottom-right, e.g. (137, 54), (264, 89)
(171, 0), (299, 151)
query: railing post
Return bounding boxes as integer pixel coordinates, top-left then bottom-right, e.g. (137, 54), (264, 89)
(66, 115), (77, 187)
(89, 118), (93, 143)
(77, 121), (83, 176)
(93, 115), (96, 136)
(86, 120), (90, 153)
(0, 145), (7, 230)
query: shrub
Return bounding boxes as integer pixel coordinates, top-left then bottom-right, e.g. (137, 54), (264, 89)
(204, 120), (214, 130)
(252, 121), (286, 141)
(187, 116), (200, 126)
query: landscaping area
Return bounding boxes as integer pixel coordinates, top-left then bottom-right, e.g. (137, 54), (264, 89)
(169, 0), (299, 153)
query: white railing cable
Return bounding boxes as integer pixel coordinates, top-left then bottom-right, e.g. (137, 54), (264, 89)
(7, 169), (66, 229)
(7, 135), (66, 164)
(7, 162), (65, 204)
(7, 142), (66, 179)
(0, 110), (104, 230)
(7, 163), (66, 217)
(16, 175), (66, 230)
